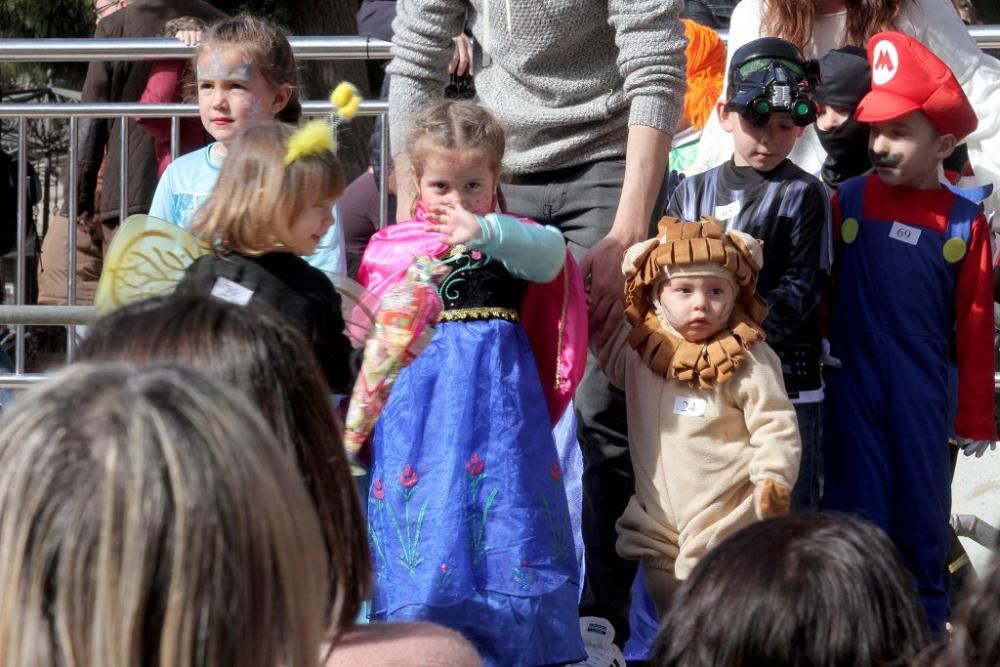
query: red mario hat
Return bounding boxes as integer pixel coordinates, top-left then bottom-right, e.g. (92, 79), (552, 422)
(855, 31), (977, 140)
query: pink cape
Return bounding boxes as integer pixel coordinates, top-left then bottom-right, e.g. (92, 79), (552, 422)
(358, 217), (588, 425)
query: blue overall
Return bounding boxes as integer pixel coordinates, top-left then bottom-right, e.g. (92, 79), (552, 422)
(821, 175), (980, 633)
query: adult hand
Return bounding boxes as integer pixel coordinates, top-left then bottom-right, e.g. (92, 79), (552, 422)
(174, 30), (202, 46)
(584, 125), (672, 348)
(449, 34), (474, 76)
(425, 202), (482, 246)
(76, 212), (102, 240)
(581, 234), (628, 348)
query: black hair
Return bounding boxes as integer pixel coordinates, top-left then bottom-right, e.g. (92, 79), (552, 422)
(945, 558), (1000, 667)
(655, 513), (930, 667)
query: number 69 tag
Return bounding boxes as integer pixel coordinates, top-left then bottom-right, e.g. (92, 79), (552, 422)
(673, 396), (707, 417)
(889, 222), (921, 246)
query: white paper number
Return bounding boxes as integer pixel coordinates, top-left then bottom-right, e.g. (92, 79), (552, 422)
(210, 277), (255, 306)
(889, 222), (921, 246)
(714, 200), (742, 221)
(673, 396), (707, 417)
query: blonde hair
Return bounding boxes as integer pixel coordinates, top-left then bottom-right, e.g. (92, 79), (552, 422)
(0, 363), (329, 667)
(197, 14), (301, 123)
(408, 100), (506, 177)
(193, 122), (346, 255)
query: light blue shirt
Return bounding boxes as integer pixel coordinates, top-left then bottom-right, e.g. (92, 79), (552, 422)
(149, 143), (347, 275)
(468, 213), (566, 283)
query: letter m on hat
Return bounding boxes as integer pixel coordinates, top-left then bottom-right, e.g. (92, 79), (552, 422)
(871, 40), (898, 86)
(856, 31), (978, 141)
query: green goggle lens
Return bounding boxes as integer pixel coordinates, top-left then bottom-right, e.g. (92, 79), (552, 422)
(736, 57), (806, 78)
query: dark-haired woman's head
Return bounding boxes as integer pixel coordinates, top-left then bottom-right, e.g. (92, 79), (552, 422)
(655, 513), (930, 666)
(79, 294), (370, 635)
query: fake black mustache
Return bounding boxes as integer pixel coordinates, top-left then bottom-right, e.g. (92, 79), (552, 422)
(868, 150), (903, 168)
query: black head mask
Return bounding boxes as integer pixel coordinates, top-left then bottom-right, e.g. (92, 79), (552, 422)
(725, 38), (819, 127)
(817, 116), (872, 187)
(815, 46), (873, 187)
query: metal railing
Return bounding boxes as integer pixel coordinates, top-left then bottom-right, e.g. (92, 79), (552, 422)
(0, 35), (391, 61)
(2, 28), (1000, 388)
(0, 36), (391, 386)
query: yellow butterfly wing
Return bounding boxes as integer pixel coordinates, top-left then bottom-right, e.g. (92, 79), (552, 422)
(95, 214), (210, 313)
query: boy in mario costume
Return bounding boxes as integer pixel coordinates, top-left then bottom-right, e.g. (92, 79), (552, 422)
(821, 31), (996, 633)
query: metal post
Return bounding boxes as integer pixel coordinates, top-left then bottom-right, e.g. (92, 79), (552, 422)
(379, 110), (390, 229)
(170, 115), (180, 161)
(14, 118), (26, 374)
(42, 155), (51, 237)
(66, 116), (79, 360)
(119, 115), (128, 225)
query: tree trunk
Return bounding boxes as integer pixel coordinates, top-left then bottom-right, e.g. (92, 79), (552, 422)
(285, 0), (375, 183)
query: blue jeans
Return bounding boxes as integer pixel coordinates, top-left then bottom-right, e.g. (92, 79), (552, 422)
(790, 401), (823, 512)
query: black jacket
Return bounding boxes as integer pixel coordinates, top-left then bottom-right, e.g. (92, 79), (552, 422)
(71, 0), (226, 224)
(176, 252), (355, 394)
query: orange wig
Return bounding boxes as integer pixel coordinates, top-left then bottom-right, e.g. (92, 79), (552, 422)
(682, 19), (726, 130)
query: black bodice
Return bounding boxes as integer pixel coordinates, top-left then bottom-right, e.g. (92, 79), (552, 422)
(437, 248), (526, 313)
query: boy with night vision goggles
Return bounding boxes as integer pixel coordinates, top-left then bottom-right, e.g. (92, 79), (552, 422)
(666, 36), (830, 511)
(725, 37), (819, 128)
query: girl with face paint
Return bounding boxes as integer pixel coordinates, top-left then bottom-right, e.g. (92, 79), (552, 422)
(814, 46), (873, 190)
(148, 15), (348, 275)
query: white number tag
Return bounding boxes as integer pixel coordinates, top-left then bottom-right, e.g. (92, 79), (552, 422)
(714, 200), (742, 221)
(210, 277), (254, 306)
(673, 396), (707, 417)
(889, 222), (921, 246)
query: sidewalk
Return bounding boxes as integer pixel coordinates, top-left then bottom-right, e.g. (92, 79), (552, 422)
(952, 450), (1000, 572)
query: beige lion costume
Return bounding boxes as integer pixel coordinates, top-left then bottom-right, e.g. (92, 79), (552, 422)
(598, 217), (800, 607)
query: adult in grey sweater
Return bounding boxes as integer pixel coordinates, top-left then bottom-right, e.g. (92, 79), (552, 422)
(388, 0), (686, 651)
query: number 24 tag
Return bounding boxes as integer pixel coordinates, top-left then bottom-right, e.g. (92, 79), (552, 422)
(673, 396), (707, 417)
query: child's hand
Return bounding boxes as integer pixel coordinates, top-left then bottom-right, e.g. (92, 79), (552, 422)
(753, 479), (791, 519)
(425, 203), (482, 246)
(956, 437), (997, 457)
(175, 30), (202, 46)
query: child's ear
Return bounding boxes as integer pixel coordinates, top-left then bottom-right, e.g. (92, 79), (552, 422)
(270, 83), (294, 116)
(933, 132), (958, 162)
(716, 101), (736, 133)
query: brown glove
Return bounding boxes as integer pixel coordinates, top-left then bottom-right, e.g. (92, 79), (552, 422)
(754, 479), (791, 519)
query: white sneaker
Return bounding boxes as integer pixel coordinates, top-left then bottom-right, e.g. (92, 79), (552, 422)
(568, 617), (626, 667)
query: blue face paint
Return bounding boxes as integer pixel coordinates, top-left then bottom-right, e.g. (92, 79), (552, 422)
(197, 48), (252, 81)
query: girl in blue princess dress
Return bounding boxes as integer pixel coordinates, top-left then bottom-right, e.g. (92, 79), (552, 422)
(358, 100), (587, 666)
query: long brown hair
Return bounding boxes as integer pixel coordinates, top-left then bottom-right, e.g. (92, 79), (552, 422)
(762, 0), (910, 50)
(0, 363), (328, 667)
(79, 295), (371, 636)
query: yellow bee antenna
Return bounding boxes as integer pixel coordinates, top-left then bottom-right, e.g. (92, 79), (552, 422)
(283, 81), (363, 166)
